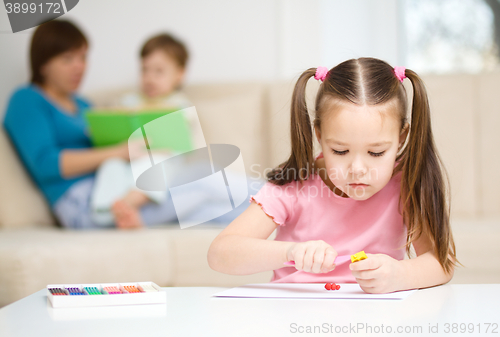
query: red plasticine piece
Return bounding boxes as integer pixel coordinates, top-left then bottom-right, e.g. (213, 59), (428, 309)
(325, 282), (341, 291)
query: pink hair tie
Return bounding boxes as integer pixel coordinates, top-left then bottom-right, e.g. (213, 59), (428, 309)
(394, 66), (406, 83)
(314, 66), (329, 82)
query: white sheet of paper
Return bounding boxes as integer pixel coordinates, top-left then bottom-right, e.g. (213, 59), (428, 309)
(212, 283), (417, 300)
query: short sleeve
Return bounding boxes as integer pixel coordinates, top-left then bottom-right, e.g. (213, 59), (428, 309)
(249, 181), (296, 226)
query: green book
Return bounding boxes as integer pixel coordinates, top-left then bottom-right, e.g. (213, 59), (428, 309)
(85, 108), (193, 152)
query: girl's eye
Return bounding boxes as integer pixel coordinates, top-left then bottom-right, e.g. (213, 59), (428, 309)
(369, 151), (385, 157)
(331, 149), (386, 157)
(332, 149), (348, 155)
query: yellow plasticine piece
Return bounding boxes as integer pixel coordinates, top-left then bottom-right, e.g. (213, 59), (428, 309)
(351, 251), (368, 263)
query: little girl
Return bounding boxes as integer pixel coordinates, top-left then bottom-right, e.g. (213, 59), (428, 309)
(208, 57), (458, 294)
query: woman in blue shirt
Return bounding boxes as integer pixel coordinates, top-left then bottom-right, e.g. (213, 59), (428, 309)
(3, 20), (152, 229)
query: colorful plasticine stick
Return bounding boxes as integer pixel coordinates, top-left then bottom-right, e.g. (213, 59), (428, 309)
(284, 251), (368, 267)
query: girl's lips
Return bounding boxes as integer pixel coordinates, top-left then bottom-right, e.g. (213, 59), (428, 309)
(349, 183), (368, 187)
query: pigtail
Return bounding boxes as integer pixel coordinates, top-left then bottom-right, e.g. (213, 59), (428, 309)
(267, 68), (317, 185)
(401, 69), (458, 275)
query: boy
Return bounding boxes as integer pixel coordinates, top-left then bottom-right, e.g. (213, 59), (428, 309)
(104, 33), (205, 228)
(121, 33), (191, 110)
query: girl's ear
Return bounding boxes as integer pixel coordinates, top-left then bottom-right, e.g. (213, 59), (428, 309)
(314, 125), (322, 144)
(399, 122), (409, 148)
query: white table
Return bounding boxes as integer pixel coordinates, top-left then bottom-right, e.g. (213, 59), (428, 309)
(0, 284), (499, 337)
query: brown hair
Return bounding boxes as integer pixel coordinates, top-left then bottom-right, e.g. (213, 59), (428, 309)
(30, 19), (88, 85)
(267, 57), (458, 275)
(140, 33), (189, 69)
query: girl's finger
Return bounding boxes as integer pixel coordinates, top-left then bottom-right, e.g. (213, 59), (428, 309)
(303, 247), (317, 273)
(312, 249), (326, 273)
(351, 269), (374, 280)
(356, 277), (377, 288)
(321, 249), (337, 273)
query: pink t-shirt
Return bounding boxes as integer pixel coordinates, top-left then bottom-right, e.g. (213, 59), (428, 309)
(249, 152), (407, 283)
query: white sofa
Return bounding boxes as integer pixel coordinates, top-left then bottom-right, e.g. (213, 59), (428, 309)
(1, 76), (499, 307)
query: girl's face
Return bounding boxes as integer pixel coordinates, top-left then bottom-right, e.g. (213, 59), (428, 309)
(141, 50), (185, 98)
(315, 101), (408, 200)
(41, 44), (87, 94)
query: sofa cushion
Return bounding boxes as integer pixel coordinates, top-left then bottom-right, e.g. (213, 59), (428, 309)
(186, 83), (268, 178)
(478, 73), (500, 218)
(0, 128), (54, 229)
(166, 225), (274, 287)
(0, 227), (174, 306)
(86, 83), (269, 178)
(449, 219), (500, 284)
(422, 74), (478, 218)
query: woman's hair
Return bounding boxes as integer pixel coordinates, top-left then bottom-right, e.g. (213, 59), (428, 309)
(30, 19), (88, 85)
(267, 57), (458, 274)
(140, 33), (189, 69)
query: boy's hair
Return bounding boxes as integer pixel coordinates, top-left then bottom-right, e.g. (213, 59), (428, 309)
(30, 19), (88, 85)
(140, 33), (189, 68)
(267, 57), (458, 275)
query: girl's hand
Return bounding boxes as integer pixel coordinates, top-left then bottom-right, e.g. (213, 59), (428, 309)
(286, 240), (338, 273)
(349, 253), (403, 293)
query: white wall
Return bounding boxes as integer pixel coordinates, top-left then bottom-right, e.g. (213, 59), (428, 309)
(0, 0), (402, 118)
(321, 0), (405, 67)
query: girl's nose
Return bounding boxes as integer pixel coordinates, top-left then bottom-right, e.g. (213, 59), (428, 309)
(349, 157), (368, 178)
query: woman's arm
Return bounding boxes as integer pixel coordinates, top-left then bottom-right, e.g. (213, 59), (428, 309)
(208, 202), (293, 275)
(60, 143), (129, 178)
(397, 231), (454, 290)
